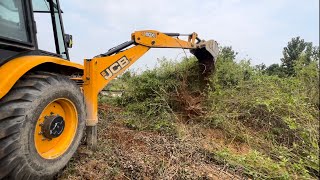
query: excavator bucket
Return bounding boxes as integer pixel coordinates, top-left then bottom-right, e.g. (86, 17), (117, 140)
(190, 40), (219, 79)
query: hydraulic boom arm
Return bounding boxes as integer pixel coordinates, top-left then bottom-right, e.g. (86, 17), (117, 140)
(82, 30), (218, 147)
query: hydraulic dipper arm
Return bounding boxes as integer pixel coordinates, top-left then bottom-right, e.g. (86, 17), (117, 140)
(82, 30), (218, 128)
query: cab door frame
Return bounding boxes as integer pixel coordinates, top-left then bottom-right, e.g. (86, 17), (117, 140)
(47, 0), (70, 59)
(0, 0), (70, 62)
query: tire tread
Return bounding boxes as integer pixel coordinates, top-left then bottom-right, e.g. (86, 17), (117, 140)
(0, 71), (85, 179)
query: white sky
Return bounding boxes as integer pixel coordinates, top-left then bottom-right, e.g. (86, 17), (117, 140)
(36, 0), (319, 71)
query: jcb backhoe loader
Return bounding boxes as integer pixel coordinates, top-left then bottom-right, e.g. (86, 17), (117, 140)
(0, 0), (218, 179)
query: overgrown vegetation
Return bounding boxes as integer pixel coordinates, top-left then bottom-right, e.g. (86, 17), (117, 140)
(110, 37), (319, 179)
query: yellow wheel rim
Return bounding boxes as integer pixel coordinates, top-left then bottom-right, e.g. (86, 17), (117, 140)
(34, 98), (78, 159)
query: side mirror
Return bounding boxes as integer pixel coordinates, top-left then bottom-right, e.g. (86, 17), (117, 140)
(64, 34), (73, 48)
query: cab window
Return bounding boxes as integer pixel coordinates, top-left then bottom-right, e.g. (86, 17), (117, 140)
(0, 0), (29, 42)
(32, 0), (68, 59)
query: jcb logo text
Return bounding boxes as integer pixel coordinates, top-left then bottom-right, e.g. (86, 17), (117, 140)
(101, 56), (130, 80)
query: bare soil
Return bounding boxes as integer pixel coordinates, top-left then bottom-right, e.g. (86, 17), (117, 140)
(58, 104), (245, 180)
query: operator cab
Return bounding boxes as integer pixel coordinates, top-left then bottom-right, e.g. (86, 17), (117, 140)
(0, 0), (72, 66)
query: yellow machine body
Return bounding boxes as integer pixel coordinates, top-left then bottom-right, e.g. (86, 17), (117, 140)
(0, 56), (83, 99)
(82, 30), (217, 126)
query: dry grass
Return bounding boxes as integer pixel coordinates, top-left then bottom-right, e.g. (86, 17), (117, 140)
(58, 104), (244, 180)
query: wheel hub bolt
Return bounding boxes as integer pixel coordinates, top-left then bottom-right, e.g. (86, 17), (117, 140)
(41, 115), (65, 139)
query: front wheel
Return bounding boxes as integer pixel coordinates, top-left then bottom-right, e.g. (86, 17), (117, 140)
(0, 72), (85, 179)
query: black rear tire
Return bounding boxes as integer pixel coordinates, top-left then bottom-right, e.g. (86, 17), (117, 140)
(0, 72), (85, 179)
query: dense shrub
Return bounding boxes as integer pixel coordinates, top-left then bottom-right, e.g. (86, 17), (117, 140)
(116, 58), (204, 121)
(112, 47), (319, 179)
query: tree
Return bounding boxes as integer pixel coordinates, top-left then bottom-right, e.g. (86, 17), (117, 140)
(219, 46), (238, 62)
(265, 63), (285, 77)
(255, 63), (266, 72)
(312, 46), (319, 62)
(281, 37), (313, 76)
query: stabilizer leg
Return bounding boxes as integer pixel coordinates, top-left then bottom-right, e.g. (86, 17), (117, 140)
(86, 125), (97, 151)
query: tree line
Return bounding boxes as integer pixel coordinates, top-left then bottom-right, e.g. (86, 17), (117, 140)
(258, 37), (319, 77)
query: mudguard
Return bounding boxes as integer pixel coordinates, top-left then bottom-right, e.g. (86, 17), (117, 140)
(0, 56), (83, 99)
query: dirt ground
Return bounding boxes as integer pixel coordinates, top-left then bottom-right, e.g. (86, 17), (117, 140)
(58, 105), (245, 180)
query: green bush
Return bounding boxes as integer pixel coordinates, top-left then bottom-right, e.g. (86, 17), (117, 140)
(116, 57), (205, 118)
(111, 46), (319, 179)
(207, 74), (319, 178)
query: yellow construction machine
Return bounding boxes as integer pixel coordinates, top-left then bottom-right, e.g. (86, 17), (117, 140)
(0, 0), (218, 179)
